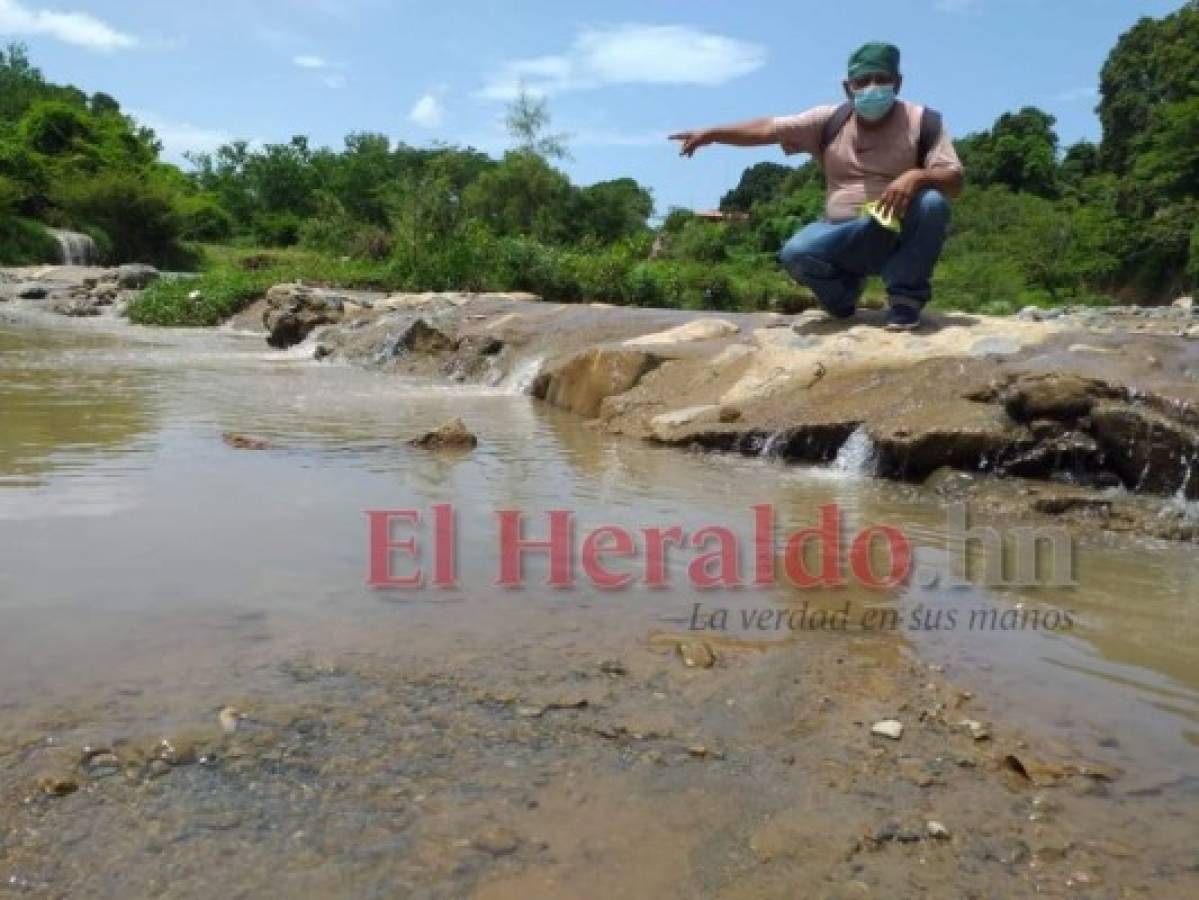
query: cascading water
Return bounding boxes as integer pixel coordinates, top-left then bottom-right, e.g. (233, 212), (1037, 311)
(759, 431), (786, 458)
(502, 355), (544, 395)
(831, 426), (878, 476)
(48, 229), (98, 266)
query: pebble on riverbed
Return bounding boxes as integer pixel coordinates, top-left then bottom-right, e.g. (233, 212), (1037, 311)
(926, 820), (951, 840)
(958, 718), (991, 741)
(222, 432), (272, 450)
(36, 772), (79, 797)
(472, 826), (520, 857)
(871, 719), (904, 740)
(409, 418), (478, 450)
(677, 641), (716, 669)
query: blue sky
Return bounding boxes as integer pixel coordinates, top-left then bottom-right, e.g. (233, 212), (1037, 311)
(0, 0), (1185, 213)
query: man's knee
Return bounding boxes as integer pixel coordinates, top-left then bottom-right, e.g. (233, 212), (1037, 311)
(779, 229), (834, 279)
(914, 188), (951, 223)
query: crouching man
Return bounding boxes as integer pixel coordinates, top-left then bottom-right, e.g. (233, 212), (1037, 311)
(670, 42), (964, 331)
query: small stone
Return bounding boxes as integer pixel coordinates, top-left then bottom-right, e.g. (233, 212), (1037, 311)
(409, 418), (478, 450)
(222, 432), (272, 450)
(687, 745), (710, 759)
(677, 641), (715, 669)
(926, 821), (951, 840)
(218, 706), (243, 734)
(473, 826), (520, 857)
(85, 753), (121, 778)
(599, 659), (627, 676)
(871, 719), (904, 740)
(959, 718), (990, 741)
(37, 772), (79, 797)
(516, 705), (545, 719)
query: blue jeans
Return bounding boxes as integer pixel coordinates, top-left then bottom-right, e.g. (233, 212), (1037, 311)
(778, 189), (951, 317)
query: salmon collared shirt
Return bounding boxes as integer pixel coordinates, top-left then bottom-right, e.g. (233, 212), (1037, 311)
(772, 99), (964, 222)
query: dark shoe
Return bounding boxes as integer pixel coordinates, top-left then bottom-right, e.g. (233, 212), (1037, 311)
(883, 302), (921, 332)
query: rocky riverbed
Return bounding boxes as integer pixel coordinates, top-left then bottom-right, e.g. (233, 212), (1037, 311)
(254, 278), (1199, 543)
(1, 266), (1197, 898)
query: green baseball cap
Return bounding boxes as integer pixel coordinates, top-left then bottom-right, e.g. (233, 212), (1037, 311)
(848, 42), (901, 80)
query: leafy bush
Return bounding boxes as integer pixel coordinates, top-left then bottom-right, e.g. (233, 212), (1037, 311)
(128, 268), (272, 326)
(933, 252), (1026, 313)
(0, 215), (57, 264)
(178, 194), (234, 242)
(251, 212), (303, 247)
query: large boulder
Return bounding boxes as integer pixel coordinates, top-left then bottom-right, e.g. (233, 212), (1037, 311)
(534, 348), (662, 418)
(116, 264), (160, 290)
(1002, 373), (1116, 422)
(1089, 402), (1199, 498)
(263, 284), (345, 349)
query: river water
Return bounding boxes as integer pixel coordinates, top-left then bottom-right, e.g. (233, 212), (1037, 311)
(1, 304), (1196, 895)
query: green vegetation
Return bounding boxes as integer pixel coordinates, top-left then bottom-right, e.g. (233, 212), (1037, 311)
(0, 45), (196, 267)
(6, 2), (1199, 323)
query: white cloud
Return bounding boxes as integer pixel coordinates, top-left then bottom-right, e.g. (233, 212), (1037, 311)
(291, 54), (346, 87)
(129, 110), (239, 163)
(293, 54), (330, 68)
(0, 0), (137, 51)
(477, 23), (766, 100)
(409, 93), (445, 129)
(1054, 86), (1098, 103)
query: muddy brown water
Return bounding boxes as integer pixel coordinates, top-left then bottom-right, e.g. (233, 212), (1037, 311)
(0, 305), (1196, 897)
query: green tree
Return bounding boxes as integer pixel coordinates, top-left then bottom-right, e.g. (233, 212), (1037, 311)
(957, 108), (1059, 197)
(572, 178), (653, 242)
(1098, 2), (1199, 175)
(720, 162), (792, 212)
(463, 151), (574, 242)
(504, 87), (570, 160)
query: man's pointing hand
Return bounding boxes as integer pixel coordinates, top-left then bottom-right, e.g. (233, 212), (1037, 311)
(669, 130), (711, 158)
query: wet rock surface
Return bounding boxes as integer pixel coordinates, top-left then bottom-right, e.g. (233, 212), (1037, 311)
(409, 418), (478, 450)
(273, 286), (1199, 539)
(263, 284), (346, 349)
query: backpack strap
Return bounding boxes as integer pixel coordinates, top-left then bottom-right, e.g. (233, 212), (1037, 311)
(819, 102), (854, 160)
(917, 107), (943, 167)
(820, 102), (944, 167)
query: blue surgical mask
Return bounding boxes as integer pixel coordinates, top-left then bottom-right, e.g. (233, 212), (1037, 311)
(853, 84), (897, 121)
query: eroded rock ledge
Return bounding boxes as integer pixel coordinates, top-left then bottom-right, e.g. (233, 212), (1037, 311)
(264, 285), (1199, 541)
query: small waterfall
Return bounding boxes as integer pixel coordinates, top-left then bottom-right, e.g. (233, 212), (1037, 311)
(759, 431), (786, 458)
(502, 355), (544, 395)
(1170, 453), (1198, 518)
(48, 229), (98, 266)
(831, 426), (877, 476)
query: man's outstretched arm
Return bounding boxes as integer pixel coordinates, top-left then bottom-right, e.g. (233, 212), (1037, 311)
(669, 117), (778, 157)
